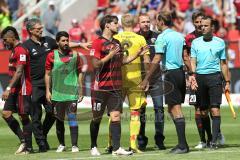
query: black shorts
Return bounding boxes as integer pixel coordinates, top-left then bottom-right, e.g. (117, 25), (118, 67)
(164, 68), (186, 106)
(3, 93), (31, 115)
(91, 90), (123, 120)
(52, 100), (78, 121)
(32, 86), (53, 113)
(196, 72), (223, 110)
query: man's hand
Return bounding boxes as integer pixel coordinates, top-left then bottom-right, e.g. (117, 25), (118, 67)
(2, 90), (10, 101)
(109, 45), (121, 56)
(224, 82), (230, 92)
(78, 94), (84, 103)
(139, 79), (150, 92)
(138, 45), (150, 56)
(46, 91), (52, 103)
(189, 75), (198, 91)
(80, 42), (92, 50)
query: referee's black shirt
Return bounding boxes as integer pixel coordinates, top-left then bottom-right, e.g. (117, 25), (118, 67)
(23, 36), (58, 87)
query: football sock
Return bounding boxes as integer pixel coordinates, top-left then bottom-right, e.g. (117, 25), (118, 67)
(212, 116), (221, 144)
(90, 120), (100, 148)
(56, 119), (65, 146)
(174, 117), (188, 149)
(195, 113), (206, 142)
(110, 121), (121, 151)
(3, 115), (25, 143)
(130, 111), (140, 149)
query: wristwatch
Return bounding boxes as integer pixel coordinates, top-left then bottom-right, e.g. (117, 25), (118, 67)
(6, 86), (11, 91)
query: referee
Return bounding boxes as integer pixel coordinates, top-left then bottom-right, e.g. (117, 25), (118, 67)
(137, 13), (165, 150)
(190, 15), (230, 149)
(140, 11), (192, 154)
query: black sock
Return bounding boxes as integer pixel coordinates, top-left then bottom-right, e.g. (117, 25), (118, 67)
(202, 115), (212, 142)
(110, 121), (121, 151)
(195, 114), (206, 142)
(90, 120), (100, 148)
(43, 113), (56, 138)
(21, 116), (32, 149)
(3, 115), (25, 143)
(174, 118), (188, 149)
(70, 126), (78, 146)
(154, 108), (165, 141)
(56, 119), (65, 146)
(139, 107), (146, 137)
(212, 116), (221, 143)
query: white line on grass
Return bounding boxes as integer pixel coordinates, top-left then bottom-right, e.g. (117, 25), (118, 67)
(49, 150), (240, 160)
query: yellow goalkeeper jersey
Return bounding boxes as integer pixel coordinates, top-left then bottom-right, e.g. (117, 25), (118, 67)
(114, 31), (150, 87)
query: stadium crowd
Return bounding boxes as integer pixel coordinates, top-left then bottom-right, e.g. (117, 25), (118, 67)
(0, 0), (239, 157)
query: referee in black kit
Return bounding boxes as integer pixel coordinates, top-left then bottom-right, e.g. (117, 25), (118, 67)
(190, 15), (230, 149)
(137, 13), (165, 150)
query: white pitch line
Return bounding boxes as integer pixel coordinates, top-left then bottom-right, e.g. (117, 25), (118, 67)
(48, 150), (240, 160)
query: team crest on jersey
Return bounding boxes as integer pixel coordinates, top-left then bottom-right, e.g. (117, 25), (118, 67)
(43, 42), (49, 48)
(20, 54), (26, 61)
(90, 49), (95, 56)
(151, 38), (156, 43)
(32, 48), (38, 55)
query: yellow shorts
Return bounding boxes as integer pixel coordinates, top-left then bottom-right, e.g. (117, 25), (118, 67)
(123, 87), (147, 110)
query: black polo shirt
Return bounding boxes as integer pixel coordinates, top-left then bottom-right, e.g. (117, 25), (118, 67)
(23, 36), (58, 87)
(138, 30), (161, 84)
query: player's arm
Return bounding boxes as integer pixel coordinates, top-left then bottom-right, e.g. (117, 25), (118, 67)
(221, 60), (230, 92)
(45, 70), (52, 103)
(143, 50), (150, 72)
(122, 45), (149, 65)
(77, 53), (84, 102)
(2, 65), (24, 101)
(139, 54), (162, 91)
(190, 41), (198, 90)
(69, 42), (92, 50)
(183, 47), (193, 73)
(45, 52), (54, 103)
(92, 46), (120, 68)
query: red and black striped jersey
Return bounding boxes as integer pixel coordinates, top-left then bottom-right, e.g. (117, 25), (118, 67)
(91, 36), (123, 91)
(185, 31), (201, 54)
(8, 44), (32, 95)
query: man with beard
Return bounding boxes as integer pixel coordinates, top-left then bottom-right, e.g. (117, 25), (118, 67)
(137, 13), (165, 150)
(45, 31), (83, 152)
(190, 16), (230, 149)
(1, 26), (32, 154)
(90, 15), (148, 156)
(185, 12), (213, 149)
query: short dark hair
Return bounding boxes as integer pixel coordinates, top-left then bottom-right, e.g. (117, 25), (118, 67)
(192, 12), (204, 22)
(99, 15), (118, 31)
(56, 31), (69, 42)
(1, 26), (20, 40)
(157, 11), (172, 26)
(26, 18), (41, 33)
(201, 15), (214, 26)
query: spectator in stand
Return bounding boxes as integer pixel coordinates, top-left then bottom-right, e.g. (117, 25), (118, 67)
(69, 19), (83, 43)
(42, 1), (61, 36)
(226, 42), (236, 68)
(0, 0), (11, 32)
(222, 0), (236, 29)
(7, 0), (20, 21)
(234, 0), (240, 31)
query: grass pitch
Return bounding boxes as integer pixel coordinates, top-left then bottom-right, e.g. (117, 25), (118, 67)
(0, 107), (240, 160)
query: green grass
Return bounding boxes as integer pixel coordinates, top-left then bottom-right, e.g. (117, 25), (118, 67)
(0, 107), (240, 160)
